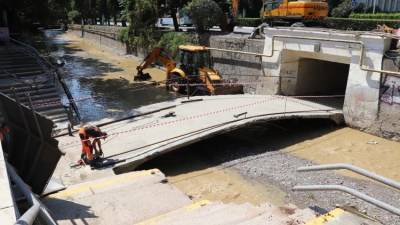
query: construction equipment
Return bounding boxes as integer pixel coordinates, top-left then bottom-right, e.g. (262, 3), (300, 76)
(135, 45), (243, 95)
(261, 0), (328, 25)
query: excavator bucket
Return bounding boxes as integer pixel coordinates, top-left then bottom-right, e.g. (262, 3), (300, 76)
(134, 71), (152, 81)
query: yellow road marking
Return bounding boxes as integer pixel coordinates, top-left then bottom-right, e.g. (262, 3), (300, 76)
(50, 169), (160, 199)
(185, 200), (211, 211)
(135, 200), (212, 225)
(305, 208), (345, 225)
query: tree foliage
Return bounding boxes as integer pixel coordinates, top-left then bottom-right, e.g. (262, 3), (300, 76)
(184, 0), (224, 32)
(119, 0), (159, 49)
(157, 32), (190, 58)
(331, 0), (352, 18)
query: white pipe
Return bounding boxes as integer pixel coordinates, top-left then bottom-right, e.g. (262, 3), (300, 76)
(297, 163), (400, 190)
(293, 185), (400, 216)
(207, 34), (400, 77)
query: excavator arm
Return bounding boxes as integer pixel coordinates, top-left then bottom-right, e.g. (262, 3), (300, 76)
(232, 0), (239, 17)
(134, 48), (177, 81)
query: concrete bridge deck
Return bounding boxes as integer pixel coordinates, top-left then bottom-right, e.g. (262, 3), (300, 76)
(56, 94), (343, 178)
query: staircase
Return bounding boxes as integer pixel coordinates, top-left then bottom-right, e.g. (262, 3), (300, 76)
(44, 169), (317, 225)
(0, 42), (75, 130)
(136, 200), (315, 225)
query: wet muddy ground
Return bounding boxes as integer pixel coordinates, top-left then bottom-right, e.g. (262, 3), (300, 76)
(139, 119), (400, 224)
(30, 30), (176, 122)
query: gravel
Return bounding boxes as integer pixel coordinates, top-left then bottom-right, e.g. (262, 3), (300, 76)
(141, 119), (400, 224)
(218, 151), (400, 224)
(204, 121), (400, 225)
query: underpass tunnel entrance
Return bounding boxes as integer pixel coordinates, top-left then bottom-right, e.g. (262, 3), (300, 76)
(296, 58), (349, 96)
(281, 56), (350, 109)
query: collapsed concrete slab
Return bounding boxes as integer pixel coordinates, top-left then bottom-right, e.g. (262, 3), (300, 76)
(56, 94), (342, 176)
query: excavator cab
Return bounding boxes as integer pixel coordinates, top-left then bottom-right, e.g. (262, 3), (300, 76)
(173, 45), (228, 94)
(177, 45), (212, 76)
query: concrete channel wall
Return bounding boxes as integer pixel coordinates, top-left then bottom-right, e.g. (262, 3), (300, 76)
(378, 58), (400, 139)
(69, 25), (127, 55)
(209, 35), (265, 94)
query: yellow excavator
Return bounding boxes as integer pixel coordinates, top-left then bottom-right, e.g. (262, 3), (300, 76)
(135, 45), (243, 95)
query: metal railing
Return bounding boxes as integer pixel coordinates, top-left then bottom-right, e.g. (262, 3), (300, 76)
(9, 38), (81, 122)
(207, 34), (400, 77)
(293, 163), (400, 216)
(7, 162), (57, 225)
(297, 163), (400, 191)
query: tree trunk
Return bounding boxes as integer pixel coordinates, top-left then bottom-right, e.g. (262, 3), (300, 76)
(170, 7), (179, 31)
(122, 20), (127, 27)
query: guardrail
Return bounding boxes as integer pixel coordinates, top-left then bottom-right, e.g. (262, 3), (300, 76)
(7, 162), (57, 225)
(297, 163), (400, 190)
(10, 37), (81, 122)
(293, 163), (400, 216)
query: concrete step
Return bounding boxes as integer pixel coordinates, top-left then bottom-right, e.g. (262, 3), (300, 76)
(136, 202), (265, 225)
(136, 202), (316, 225)
(36, 107), (66, 116)
(0, 59), (37, 64)
(0, 43), (69, 130)
(10, 87), (58, 97)
(0, 56), (34, 60)
(44, 169), (192, 225)
(0, 66), (44, 73)
(0, 69), (45, 76)
(0, 63), (39, 69)
(0, 84), (55, 94)
(46, 113), (69, 121)
(52, 117), (70, 124)
(20, 97), (62, 107)
(16, 92), (60, 102)
(0, 82), (32, 89)
(32, 101), (64, 111)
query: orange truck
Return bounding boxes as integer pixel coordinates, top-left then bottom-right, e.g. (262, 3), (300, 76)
(262, 0), (329, 22)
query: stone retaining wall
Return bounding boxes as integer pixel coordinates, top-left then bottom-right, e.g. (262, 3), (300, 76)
(69, 25), (127, 55)
(209, 35), (265, 94)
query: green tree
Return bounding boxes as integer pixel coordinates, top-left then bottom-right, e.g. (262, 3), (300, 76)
(108, 0), (121, 25)
(165, 0), (189, 31)
(328, 0), (341, 15)
(331, 0), (352, 18)
(185, 0), (224, 33)
(120, 0), (159, 48)
(158, 32), (190, 58)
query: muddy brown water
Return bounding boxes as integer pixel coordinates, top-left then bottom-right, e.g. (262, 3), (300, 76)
(30, 29), (177, 122)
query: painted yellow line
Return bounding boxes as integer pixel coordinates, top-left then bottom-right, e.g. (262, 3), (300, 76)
(50, 169), (160, 199)
(185, 200), (211, 211)
(135, 200), (212, 225)
(305, 208), (345, 225)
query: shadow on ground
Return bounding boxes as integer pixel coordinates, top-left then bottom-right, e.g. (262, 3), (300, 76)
(42, 198), (97, 224)
(137, 118), (341, 176)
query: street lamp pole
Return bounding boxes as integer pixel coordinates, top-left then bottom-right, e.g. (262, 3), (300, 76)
(373, 0), (376, 14)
